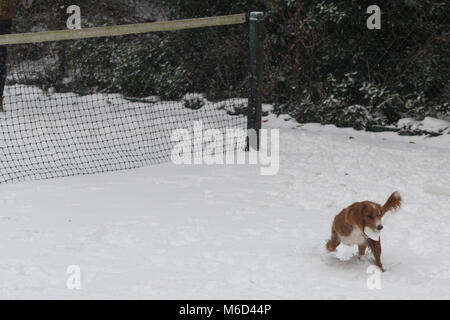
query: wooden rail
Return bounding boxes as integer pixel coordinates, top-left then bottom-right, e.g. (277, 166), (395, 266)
(0, 14), (247, 45)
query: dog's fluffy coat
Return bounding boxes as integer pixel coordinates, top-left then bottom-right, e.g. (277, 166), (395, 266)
(326, 192), (402, 271)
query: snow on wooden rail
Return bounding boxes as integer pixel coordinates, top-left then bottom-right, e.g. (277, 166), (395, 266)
(0, 14), (247, 45)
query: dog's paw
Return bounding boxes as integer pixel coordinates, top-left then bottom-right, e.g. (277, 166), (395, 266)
(377, 264), (386, 272)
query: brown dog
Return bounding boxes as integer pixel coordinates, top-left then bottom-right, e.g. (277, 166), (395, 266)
(326, 192), (402, 272)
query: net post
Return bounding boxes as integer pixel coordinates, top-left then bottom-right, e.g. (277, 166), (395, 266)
(247, 11), (264, 151)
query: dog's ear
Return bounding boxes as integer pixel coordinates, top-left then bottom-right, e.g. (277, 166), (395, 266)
(345, 204), (365, 229)
(382, 191), (402, 217)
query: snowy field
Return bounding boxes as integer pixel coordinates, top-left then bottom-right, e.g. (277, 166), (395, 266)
(0, 100), (450, 299)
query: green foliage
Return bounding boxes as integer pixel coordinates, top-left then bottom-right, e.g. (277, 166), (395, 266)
(60, 35), (192, 99)
(157, 0), (449, 128)
(10, 0), (450, 129)
(266, 0), (449, 128)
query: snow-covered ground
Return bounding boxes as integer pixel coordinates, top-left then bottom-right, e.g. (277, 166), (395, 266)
(0, 98), (449, 299)
(0, 85), (245, 184)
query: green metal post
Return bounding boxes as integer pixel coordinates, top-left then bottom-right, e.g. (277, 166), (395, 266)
(247, 11), (264, 151)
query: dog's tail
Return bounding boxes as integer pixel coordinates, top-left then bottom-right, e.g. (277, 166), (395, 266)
(381, 191), (402, 217)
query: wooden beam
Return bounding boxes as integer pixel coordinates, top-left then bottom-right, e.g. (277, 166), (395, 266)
(0, 14), (247, 45)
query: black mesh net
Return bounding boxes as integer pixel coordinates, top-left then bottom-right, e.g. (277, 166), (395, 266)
(0, 22), (248, 184)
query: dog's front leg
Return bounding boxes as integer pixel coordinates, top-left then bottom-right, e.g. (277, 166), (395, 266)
(358, 244), (367, 257)
(368, 239), (385, 272)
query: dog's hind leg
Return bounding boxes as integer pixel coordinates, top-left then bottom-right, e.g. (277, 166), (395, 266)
(326, 230), (340, 252)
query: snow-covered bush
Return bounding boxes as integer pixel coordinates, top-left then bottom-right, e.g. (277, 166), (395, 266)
(267, 0), (449, 129)
(8, 0), (449, 131)
(182, 94), (206, 110)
